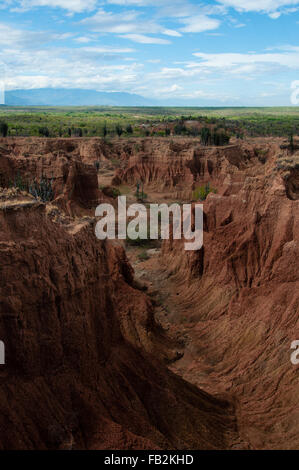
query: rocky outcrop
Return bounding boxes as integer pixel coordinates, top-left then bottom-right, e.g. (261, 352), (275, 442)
(0, 136), (297, 450)
(161, 161), (299, 449)
(112, 139), (280, 199)
(0, 137), (281, 201)
(0, 139), (105, 216)
(0, 195), (239, 450)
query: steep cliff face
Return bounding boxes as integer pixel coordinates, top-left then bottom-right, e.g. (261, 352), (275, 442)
(0, 137), (140, 168)
(0, 136), (297, 450)
(112, 138), (280, 199)
(0, 139), (104, 216)
(0, 195), (239, 450)
(0, 137), (278, 201)
(161, 162), (299, 449)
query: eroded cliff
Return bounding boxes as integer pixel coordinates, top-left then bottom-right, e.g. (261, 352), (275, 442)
(0, 191), (239, 450)
(0, 136), (298, 450)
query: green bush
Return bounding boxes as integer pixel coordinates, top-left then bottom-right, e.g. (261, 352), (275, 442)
(29, 177), (54, 202)
(115, 124), (123, 137)
(9, 173), (54, 202)
(0, 121), (8, 137)
(126, 225), (158, 248)
(193, 182), (217, 201)
(126, 124), (133, 134)
(138, 250), (150, 261)
(38, 126), (49, 137)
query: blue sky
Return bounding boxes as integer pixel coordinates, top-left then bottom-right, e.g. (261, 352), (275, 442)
(1, 0), (299, 105)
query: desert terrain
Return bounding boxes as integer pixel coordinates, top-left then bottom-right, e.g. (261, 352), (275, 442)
(0, 134), (298, 450)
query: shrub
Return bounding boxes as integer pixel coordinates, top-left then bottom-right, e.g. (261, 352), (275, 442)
(38, 126), (49, 137)
(101, 186), (121, 199)
(135, 191), (147, 202)
(126, 233), (157, 248)
(138, 250), (150, 261)
(73, 128), (83, 137)
(200, 127), (211, 145)
(29, 177), (54, 202)
(135, 182), (147, 202)
(193, 182), (217, 201)
(126, 124), (133, 134)
(9, 173), (54, 202)
(115, 124), (123, 137)
(0, 121), (8, 137)
(102, 123), (108, 138)
(174, 121), (187, 135)
(10, 172), (28, 191)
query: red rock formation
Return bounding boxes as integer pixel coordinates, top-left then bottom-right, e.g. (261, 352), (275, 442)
(112, 138), (280, 199)
(0, 195), (239, 450)
(161, 158), (299, 449)
(0, 138), (105, 216)
(0, 136), (297, 450)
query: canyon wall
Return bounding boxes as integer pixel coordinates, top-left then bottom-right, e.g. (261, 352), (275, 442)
(0, 191), (239, 450)
(0, 136), (297, 449)
(160, 150), (299, 449)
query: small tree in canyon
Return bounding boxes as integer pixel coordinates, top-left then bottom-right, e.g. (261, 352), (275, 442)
(116, 124), (123, 137)
(0, 121), (8, 137)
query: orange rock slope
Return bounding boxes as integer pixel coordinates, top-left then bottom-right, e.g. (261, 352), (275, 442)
(160, 144), (299, 449)
(0, 136), (298, 450)
(0, 193), (239, 450)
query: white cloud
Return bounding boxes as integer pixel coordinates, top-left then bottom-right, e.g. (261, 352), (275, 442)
(269, 11), (282, 17)
(81, 8), (158, 34)
(192, 49), (299, 71)
(217, 0), (299, 14)
(79, 46), (134, 53)
(120, 34), (171, 44)
(162, 29), (182, 37)
(0, 22), (72, 47)
(2, 1), (299, 105)
(0, 21), (140, 91)
(143, 46), (299, 92)
(106, 0), (166, 5)
(12, 0), (97, 13)
(106, 0), (148, 4)
(81, 5), (219, 37)
(74, 36), (93, 43)
(159, 83), (181, 92)
(179, 15), (221, 33)
(1, 45), (143, 90)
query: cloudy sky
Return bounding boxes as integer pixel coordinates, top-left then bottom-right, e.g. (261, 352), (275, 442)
(0, 0), (299, 105)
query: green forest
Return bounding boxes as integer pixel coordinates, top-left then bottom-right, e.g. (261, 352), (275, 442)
(1, 106), (299, 140)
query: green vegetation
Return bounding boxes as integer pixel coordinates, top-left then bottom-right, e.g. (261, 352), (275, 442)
(135, 182), (147, 202)
(111, 187), (121, 198)
(94, 160), (100, 172)
(0, 121), (8, 137)
(193, 182), (217, 201)
(29, 177), (54, 202)
(200, 127), (230, 146)
(126, 233), (157, 248)
(0, 106), (299, 138)
(9, 173), (54, 202)
(138, 250), (150, 261)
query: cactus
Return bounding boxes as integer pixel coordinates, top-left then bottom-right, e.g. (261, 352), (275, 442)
(29, 176), (54, 202)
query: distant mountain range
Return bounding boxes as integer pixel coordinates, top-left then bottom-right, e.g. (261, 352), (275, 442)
(4, 88), (156, 107)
